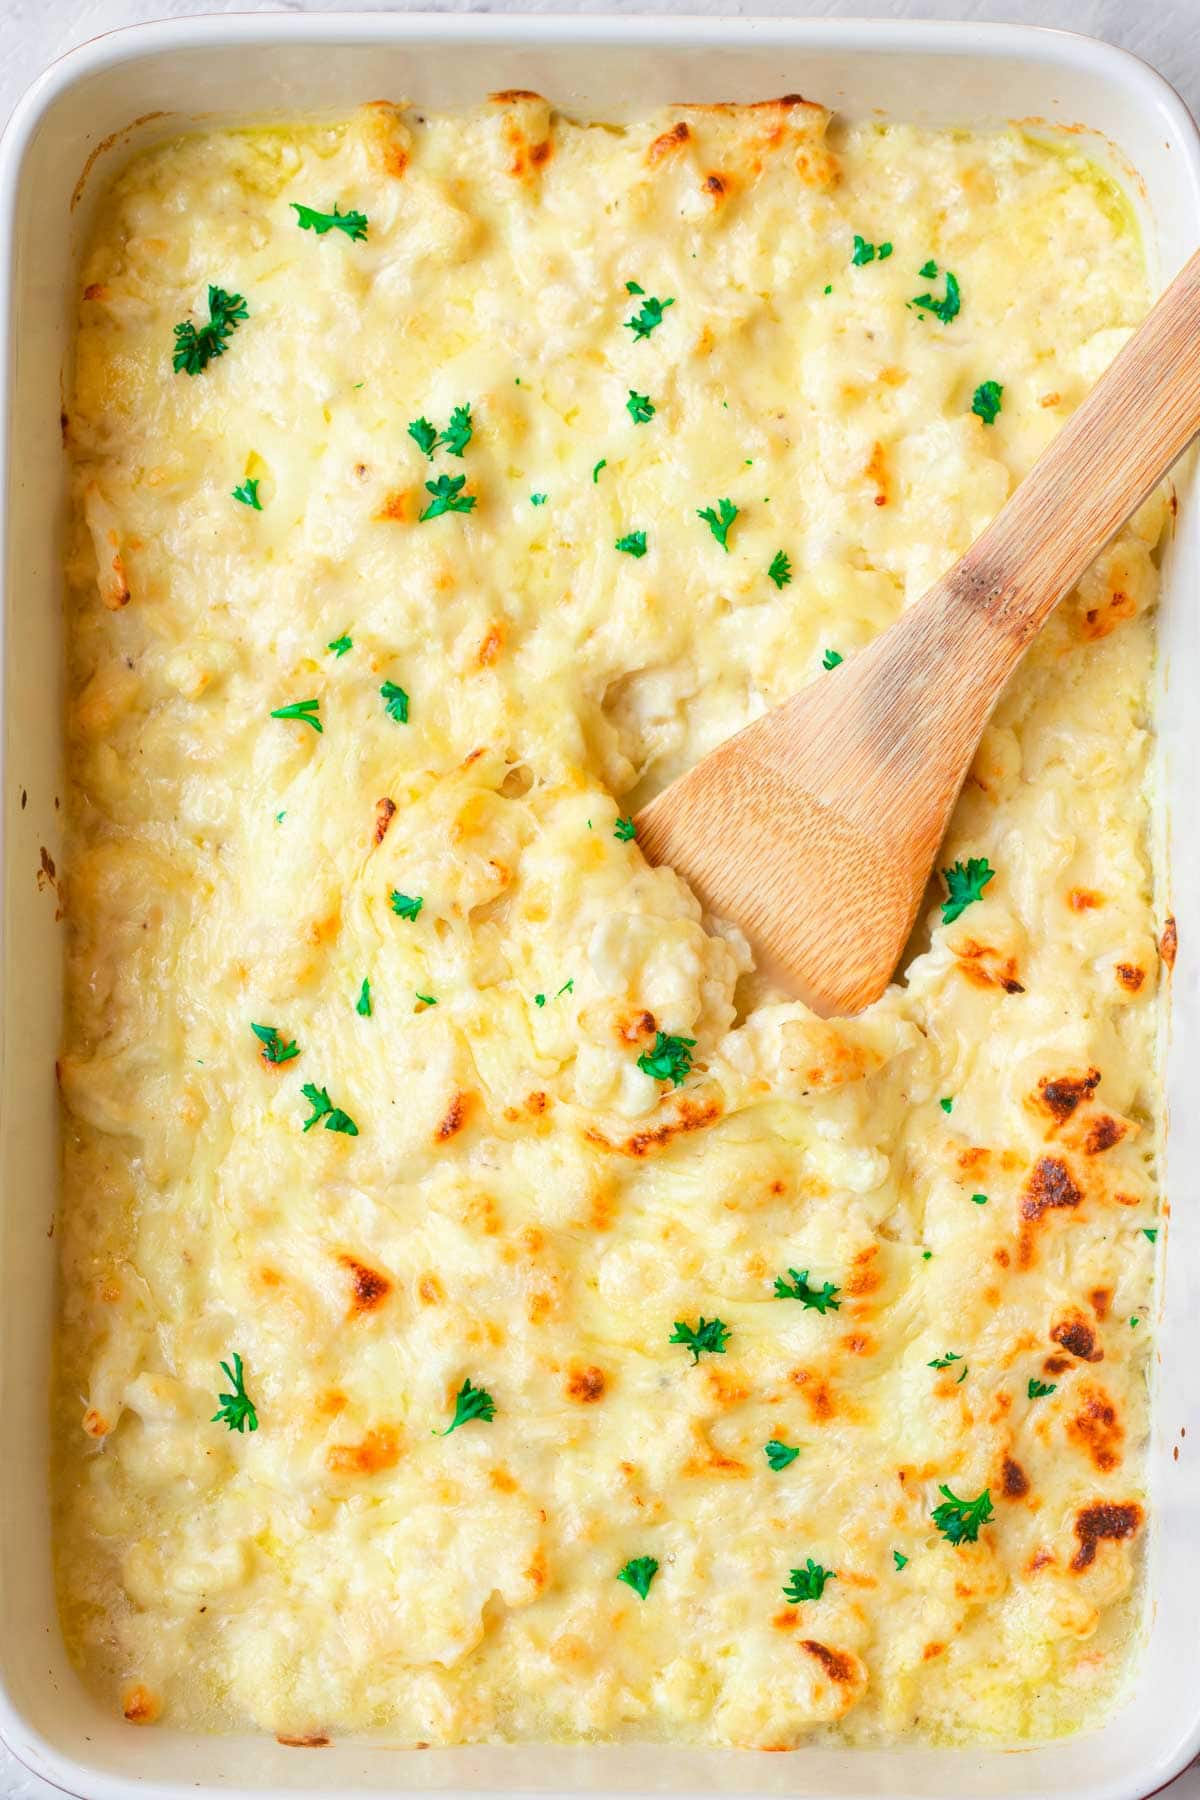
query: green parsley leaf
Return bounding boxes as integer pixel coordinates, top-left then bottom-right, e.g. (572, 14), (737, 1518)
(919, 259), (939, 279)
(291, 202), (368, 241)
(768, 550), (792, 590)
(389, 891), (423, 921)
(669, 1316), (730, 1363)
(928, 1351), (963, 1370)
(556, 978), (575, 997)
(940, 856), (995, 923)
(530, 492), (548, 507)
(879, 242), (893, 259)
(911, 268), (961, 324)
(534, 993), (546, 1007)
(408, 416), (439, 457)
(592, 459), (607, 482)
(615, 530), (648, 558)
(783, 1558), (836, 1604)
(420, 473), (476, 520)
(1130, 1316), (1140, 1328)
(270, 698), (322, 734)
(380, 680), (409, 723)
(437, 1377), (495, 1435)
(300, 1083), (359, 1136)
(939, 1096), (953, 1113)
(1027, 1378), (1057, 1399)
(930, 1484), (993, 1546)
(852, 234), (892, 266)
(637, 1030), (696, 1087)
(697, 496), (738, 551)
(970, 1192), (988, 1206)
(617, 1555), (659, 1598)
(438, 404), (473, 457)
(972, 379), (1004, 425)
(922, 1250), (933, 1260)
(355, 978), (372, 1018)
(774, 1268), (841, 1313)
(893, 1550), (908, 1570)
(764, 1440), (801, 1471)
(1143, 1228), (1158, 1242)
(232, 477), (262, 510)
(212, 1353), (258, 1433)
(823, 284), (833, 295)
(251, 1022), (299, 1065)
(626, 389), (656, 424)
(415, 992), (437, 1007)
(327, 632), (353, 657)
(614, 816), (637, 842)
(625, 280), (645, 295)
(822, 649), (844, 671)
(172, 285), (248, 376)
(625, 295), (675, 340)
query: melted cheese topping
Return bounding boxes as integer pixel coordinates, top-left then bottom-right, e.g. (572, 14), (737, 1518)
(57, 98), (1166, 1749)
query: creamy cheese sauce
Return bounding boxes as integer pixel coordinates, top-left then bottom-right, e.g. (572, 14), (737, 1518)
(56, 97), (1167, 1747)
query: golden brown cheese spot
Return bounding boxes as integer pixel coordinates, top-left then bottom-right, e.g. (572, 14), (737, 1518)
(1115, 962), (1145, 993)
(565, 1364), (607, 1403)
(83, 282), (109, 303)
(955, 939), (1025, 994)
(682, 1430), (748, 1479)
(1160, 914), (1178, 969)
(490, 88), (544, 102)
(373, 796), (396, 845)
(1000, 1455), (1030, 1499)
(1067, 1384), (1123, 1472)
(1043, 1355), (1072, 1375)
(478, 623), (504, 666)
(589, 1093), (723, 1159)
(122, 1683), (161, 1724)
(489, 1466), (519, 1493)
(338, 1253), (392, 1316)
(789, 1367), (838, 1424)
(525, 1546), (549, 1591)
(648, 121), (690, 163)
(1069, 887), (1105, 911)
(773, 1608), (798, 1631)
(435, 1090), (473, 1142)
(1019, 1156), (1085, 1267)
(278, 1734), (331, 1749)
(840, 1333), (875, 1357)
(325, 1424), (402, 1477)
(845, 1246), (882, 1297)
(1035, 1068), (1101, 1125)
(703, 1366), (751, 1408)
(1083, 1114), (1126, 1156)
(82, 1408), (109, 1439)
(1071, 1501), (1142, 1570)
(417, 1272), (444, 1305)
(1081, 588), (1137, 640)
(1051, 1312), (1101, 1362)
(864, 440), (890, 507)
(922, 1642), (947, 1661)
(1090, 1287), (1112, 1320)
(359, 100), (411, 177)
(315, 1389), (347, 1418)
(801, 1641), (858, 1683)
(376, 489), (411, 522)
(1027, 1548), (1055, 1573)
(703, 171), (730, 202)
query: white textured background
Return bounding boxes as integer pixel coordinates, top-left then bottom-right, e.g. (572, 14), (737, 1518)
(2, 0), (1199, 1794)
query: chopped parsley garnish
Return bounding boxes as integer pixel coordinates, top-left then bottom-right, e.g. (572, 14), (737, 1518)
(637, 1030), (695, 1087)
(408, 416), (439, 457)
(438, 1377), (495, 1435)
(232, 477), (262, 510)
(270, 697), (322, 734)
(940, 856), (995, 923)
(327, 632), (353, 657)
(893, 1550), (908, 1570)
(291, 202), (368, 241)
(615, 530), (647, 557)
(919, 259), (938, 279)
(971, 379), (1004, 425)
(614, 816), (637, 842)
(592, 459), (607, 482)
(440, 405), (473, 457)
(1130, 1316), (1140, 1328)
(534, 993), (546, 1008)
(670, 1316), (730, 1363)
(783, 1558), (836, 1604)
(617, 1555), (659, 1599)
(251, 1022), (299, 1065)
(1027, 1378), (1057, 1399)
(1143, 1228), (1158, 1242)
(774, 1269), (841, 1313)
(415, 992), (437, 1007)
(625, 294), (674, 339)
(697, 496), (738, 551)
(822, 649), (844, 671)
(212, 1354), (258, 1433)
(556, 979), (575, 997)
(380, 680), (409, 723)
(910, 265), (961, 324)
(625, 280), (645, 295)
(172, 285), (248, 375)
(764, 1440), (801, 1471)
(767, 550), (792, 589)
(626, 389), (656, 424)
(420, 473), (475, 520)
(355, 978), (372, 1018)
(970, 1192), (988, 1206)
(823, 283), (833, 295)
(852, 234), (893, 265)
(389, 891), (424, 921)
(931, 1484), (993, 1545)
(301, 1083), (359, 1136)
(928, 1351), (964, 1370)
(939, 1096), (953, 1113)
(530, 492), (548, 506)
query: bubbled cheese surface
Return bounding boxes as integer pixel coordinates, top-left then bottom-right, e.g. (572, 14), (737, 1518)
(56, 97), (1167, 1748)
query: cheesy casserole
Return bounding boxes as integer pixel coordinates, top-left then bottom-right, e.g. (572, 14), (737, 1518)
(57, 96), (1169, 1748)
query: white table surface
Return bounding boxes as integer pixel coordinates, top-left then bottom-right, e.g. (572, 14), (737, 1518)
(3, 0), (1199, 1793)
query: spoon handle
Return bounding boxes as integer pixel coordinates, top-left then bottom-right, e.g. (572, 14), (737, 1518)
(951, 243), (1200, 648)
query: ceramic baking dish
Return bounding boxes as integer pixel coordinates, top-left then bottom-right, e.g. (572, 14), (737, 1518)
(1, 13), (1199, 1799)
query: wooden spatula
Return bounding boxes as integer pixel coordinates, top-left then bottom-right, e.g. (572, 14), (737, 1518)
(636, 246), (1200, 1017)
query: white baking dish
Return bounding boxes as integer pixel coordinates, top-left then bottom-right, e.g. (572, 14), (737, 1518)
(1, 12), (1199, 1799)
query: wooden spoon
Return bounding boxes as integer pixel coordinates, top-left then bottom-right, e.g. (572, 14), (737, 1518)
(635, 246), (1200, 1017)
